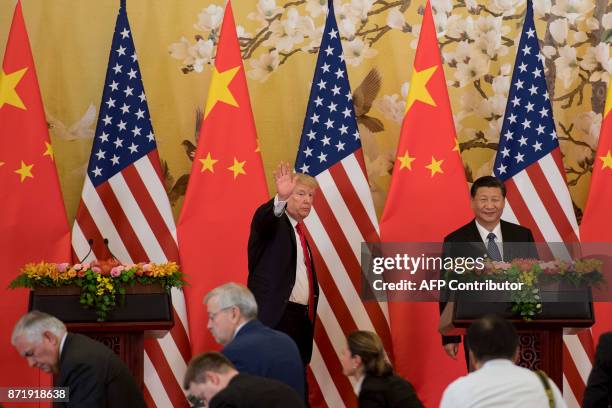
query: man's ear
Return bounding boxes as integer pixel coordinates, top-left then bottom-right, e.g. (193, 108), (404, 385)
(42, 331), (59, 345)
(512, 346), (520, 363)
(205, 371), (219, 385)
(468, 352), (479, 370)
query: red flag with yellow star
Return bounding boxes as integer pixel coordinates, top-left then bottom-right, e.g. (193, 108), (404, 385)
(579, 84), (612, 344)
(581, 84), (612, 241)
(379, 1), (472, 405)
(0, 0), (71, 394)
(177, 0), (269, 354)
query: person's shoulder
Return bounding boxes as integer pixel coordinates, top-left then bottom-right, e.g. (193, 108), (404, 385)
(388, 373), (415, 389)
(440, 375), (470, 407)
(250, 320), (296, 344)
(362, 373), (416, 393)
(500, 219), (532, 235)
(234, 373), (303, 398)
(596, 331), (612, 355)
(254, 198), (276, 214)
(64, 333), (111, 358)
(599, 331), (612, 346)
(444, 220), (475, 242)
(227, 321), (299, 355)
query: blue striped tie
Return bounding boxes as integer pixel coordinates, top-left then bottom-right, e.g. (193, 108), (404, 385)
(487, 232), (502, 261)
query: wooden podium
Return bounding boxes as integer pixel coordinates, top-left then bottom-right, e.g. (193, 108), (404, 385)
(28, 285), (174, 389)
(439, 295), (594, 388)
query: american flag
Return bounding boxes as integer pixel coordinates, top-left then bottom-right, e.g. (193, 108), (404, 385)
(296, 1), (392, 406)
(493, 2), (592, 406)
(71, 2), (191, 406)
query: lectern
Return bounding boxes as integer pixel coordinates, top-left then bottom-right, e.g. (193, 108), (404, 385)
(439, 291), (594, 388)
(29, 285), (174, 388)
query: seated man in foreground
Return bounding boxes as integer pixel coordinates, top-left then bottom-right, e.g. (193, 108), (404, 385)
(205, 282), (304, 398)
(184, 352), (305, 408)
(440, 314), (566, 407)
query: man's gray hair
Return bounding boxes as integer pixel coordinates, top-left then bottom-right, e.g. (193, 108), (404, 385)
(204, 283), (258, 320)
(11, 311), (66, 345)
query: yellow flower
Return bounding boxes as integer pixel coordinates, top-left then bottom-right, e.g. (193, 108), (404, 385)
(150, 262), (179, 277)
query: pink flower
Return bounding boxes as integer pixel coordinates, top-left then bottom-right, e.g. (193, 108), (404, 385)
(143, 263), (152, 271)
(110, 267), (121, 277)
(92, 266), (102, 274)
(82, 262), (91, 270)
(492, 261), (512, 270)
(57, 263), (70, 273)
(514, 258), (539, 272)
(73, 263), (83, 271)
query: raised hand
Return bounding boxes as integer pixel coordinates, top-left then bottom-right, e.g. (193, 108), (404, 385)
(274, 161), (296, 201)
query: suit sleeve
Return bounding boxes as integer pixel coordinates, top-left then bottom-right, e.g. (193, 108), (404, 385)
(250, 198), (284, 239)
(63, 362), (105, 407)
(583, 334), (612, 407)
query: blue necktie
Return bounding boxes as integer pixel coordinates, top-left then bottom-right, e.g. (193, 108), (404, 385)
(487, 232), (502, 261)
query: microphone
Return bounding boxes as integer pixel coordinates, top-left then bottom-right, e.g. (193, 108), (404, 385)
(78, 238), (94, 264)
(103, 238), (119, 261)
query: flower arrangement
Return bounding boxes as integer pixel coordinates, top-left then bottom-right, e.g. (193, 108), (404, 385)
(456, 258), (604, 320)
(9, 260), (186, 322)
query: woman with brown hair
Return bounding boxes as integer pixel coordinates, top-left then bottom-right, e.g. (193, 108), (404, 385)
(340, 330), (423, 408)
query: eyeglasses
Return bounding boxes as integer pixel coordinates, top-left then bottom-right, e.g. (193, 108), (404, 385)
(207, 306), (233, 322)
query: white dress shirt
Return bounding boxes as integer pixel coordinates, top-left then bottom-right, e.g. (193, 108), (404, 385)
(59, 332), (68, 357)
(440, 359), (566, 408)
(475, 220), (504, 261)
(274, 195), (310, 305)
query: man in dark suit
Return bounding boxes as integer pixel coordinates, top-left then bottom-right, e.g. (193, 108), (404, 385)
(247, 161), (319, 366)
(440, 176), (538, 361)
(183, 352), (305, 408)
(584, 331), (612, 407)
(205, 283), (304, 398)
(11, 311), (145, 408)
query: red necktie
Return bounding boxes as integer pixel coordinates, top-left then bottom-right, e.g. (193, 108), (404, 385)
(295, 222), (315, 321)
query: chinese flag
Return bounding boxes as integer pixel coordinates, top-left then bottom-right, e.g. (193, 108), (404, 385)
(177, 0), (269, 355)
(379, 1), (472, 406)
(0, 0), (71, 402)
(579, 84), (612, 344)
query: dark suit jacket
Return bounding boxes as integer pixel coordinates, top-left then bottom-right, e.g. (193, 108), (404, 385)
(441, 219), (537, 345)
(584, 332), (612, 407)
(359, 374), (423, 408)
(222, 319), (304, 398)
(247, 198), (319, 329)
(209, 373), (306, 408)
(54, 333), (146, 408)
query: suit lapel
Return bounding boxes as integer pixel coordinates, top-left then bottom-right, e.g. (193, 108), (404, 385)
(500, 220), (513, 261)
(468, 220), (488, 257)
